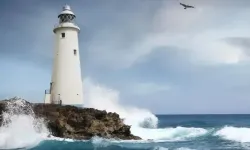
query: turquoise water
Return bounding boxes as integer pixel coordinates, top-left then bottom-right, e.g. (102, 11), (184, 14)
(29, 115), (250, 150)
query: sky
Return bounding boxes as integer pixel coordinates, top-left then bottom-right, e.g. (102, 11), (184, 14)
(1, 0), (250, 114)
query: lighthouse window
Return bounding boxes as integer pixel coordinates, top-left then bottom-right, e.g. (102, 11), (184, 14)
(61, 33), (65, 38)
(74, 49), (77, 55)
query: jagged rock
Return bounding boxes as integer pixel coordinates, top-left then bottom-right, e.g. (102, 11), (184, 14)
(0, 98), (141, 140)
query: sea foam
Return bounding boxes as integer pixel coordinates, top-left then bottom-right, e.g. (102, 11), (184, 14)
(0, 98), (49, 149)
(130, 126), (208, 141)
(0, 79), (210, 150)
(84, 78), (158, 129)
(215, 126), (250, 143)
(83, 78), (208, 141)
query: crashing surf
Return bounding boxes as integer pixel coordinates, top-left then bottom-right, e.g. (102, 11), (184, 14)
(215, 126), (250, 143)
(83, 79), (209, 142)
(1, 80), (248, 150)
(0, 97), (49, 149)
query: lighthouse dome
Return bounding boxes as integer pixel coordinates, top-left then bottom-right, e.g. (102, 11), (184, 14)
(58, 4), (76, 23)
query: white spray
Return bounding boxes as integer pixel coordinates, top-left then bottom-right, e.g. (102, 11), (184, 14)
(83, 78), (158, 129)
(215, 126), (250, 143)
(83, 78), (208, 141)
(0, 78), (209, 149)
(0, 97), (49, 149)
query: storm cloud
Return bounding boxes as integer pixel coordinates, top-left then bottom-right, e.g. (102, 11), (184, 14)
(1, 0), (250, 114)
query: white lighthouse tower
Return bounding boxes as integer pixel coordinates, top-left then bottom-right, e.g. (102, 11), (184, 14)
(44, 5), (83, 106)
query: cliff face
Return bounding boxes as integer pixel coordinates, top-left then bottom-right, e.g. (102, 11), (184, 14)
(0, 98), (141, 140)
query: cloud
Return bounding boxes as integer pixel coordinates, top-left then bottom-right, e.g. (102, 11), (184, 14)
(4, 0), (250, 70)
(82, 0), (250, 70)
(140, 1), (250, 65)
(128, 82), (170, 96)
(2, 0), (250, 114)
(225, 37), (250, 56)
(0, 2), (57, 68)
(82, 3), (228, 69)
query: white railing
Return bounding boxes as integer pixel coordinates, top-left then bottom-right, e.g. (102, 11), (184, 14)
(54, 22), (78, 28)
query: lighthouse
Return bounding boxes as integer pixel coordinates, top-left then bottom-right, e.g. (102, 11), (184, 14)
(44, 5), (83, 106)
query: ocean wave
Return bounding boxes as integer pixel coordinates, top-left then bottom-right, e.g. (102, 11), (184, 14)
(47, 126), (208, 145)
(0, 98), (49, 149)
(154, 146), (197, 150)
(152, 146), (169, 150)
(175, 148), (196, 150)
(215, 126), (250, 143)
(0, 96), (211, 150)
(4, 81), (243, 150)
(41, 137), (200, 150)
(45, 137), (194, 150)
(47, 136), (82, 142)
(83, 79), (210, 142)
(83, 78), (158, 129)
(131, 126), (208, 141)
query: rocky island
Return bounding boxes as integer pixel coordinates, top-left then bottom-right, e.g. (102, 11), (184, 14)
(0, 98), (141, 140)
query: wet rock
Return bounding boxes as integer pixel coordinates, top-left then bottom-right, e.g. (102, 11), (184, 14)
(0, 98), (141, 140)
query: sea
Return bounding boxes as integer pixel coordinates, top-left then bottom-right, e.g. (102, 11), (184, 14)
(1, 99), (250, 150)
(34, 115), (250, 150)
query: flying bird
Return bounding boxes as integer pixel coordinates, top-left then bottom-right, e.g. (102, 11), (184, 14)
(180, 3), (195, 9)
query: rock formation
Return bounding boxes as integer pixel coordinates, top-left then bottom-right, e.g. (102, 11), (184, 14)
(0, 97), (141, 140)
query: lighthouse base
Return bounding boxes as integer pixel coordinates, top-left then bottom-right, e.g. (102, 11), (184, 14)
(44, 91), (51, 104)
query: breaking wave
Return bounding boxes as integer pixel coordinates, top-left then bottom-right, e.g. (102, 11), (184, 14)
(84, 78), (158, 129)
(215, 126), (250, 143)
(175, 148), (196, 150)
(3, 79), (248, 150)
(130, 126), (208, 141)
(83, 78), (208, 141)
(0, 78), (209, 150)
(0, 97), (49, 149)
